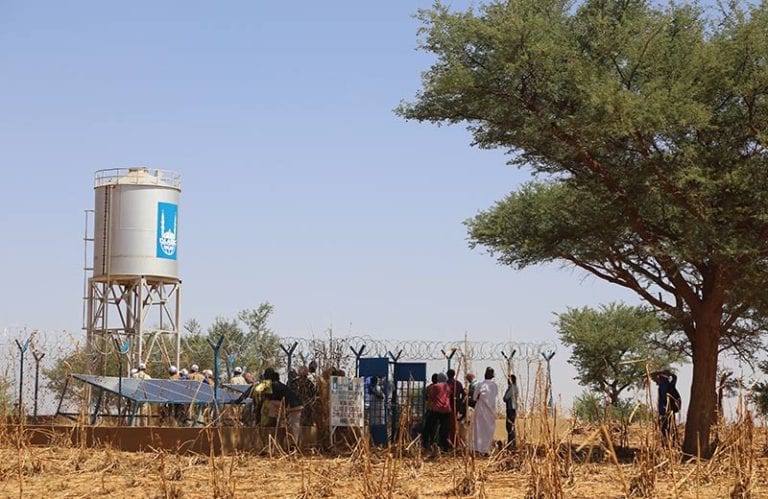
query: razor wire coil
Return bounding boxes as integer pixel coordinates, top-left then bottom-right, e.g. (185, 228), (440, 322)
(279, 335), (556, 361)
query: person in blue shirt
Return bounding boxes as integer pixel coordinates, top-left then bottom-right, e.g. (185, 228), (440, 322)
(652, 369), (681, 442)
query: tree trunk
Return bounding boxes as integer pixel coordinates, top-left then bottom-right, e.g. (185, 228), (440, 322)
(682, 321), (720, 458)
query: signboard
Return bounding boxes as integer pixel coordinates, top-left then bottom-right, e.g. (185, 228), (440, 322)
(329, 376), (364, 428)
(156, 202), (178, 260)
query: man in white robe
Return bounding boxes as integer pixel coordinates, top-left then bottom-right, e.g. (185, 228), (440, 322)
(471, 367), (498, 455)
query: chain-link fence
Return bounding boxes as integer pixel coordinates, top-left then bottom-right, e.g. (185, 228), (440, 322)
(0, 326), (88, 417)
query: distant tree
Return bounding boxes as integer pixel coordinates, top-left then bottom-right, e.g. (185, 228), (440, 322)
(181, 302), (282, 378)
(556, 303), (681, 406)
(44, 303), (282, 403)
(399, 0), (768, 456)
(238, 303), (282, 374)
(179, 319), (210, 371)
(716, 369), (744, 418)
(571, 390), (644, 424)
(751, 361), (768, 417)
(42, 347), (122, 407)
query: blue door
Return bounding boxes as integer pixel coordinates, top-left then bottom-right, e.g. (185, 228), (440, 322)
(358, 357), (390, 445)
(392, 362), (427, 441)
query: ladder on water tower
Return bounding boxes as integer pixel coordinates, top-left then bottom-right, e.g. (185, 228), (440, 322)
(81, 209), (94, 331)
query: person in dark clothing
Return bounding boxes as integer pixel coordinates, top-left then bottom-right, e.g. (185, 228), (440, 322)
(503, 374), (519, 448)
(652, 370), (681, 442)
(290, 366), (317, 426)
(446, 369), (465, 445)
(269, 371), (304, 447)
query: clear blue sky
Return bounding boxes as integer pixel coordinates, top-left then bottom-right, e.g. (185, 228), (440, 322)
(1, 1), (660, 406)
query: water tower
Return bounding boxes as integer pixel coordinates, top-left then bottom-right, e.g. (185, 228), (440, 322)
(84, 167), (182, 372)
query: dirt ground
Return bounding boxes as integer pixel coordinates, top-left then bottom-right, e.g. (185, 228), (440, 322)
(1, 420), (767, 498)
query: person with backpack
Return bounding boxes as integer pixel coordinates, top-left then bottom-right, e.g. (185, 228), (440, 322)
(652, 369), (681, 442)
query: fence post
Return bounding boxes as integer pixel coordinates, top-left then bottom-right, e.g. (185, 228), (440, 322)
(15, 337), (31, 419)
(501, 349), (517, 377)
(279, 341), (298, 379)
(387, 349), (403, 442)
(32, 350), (45, 419)
(441, 347), (457, 371)
(114, 338), (130, 420)
(225, 353), (236, 379)
(350, 345), (366, 377)
(207, 335), (225, 420)
(541, 350), (556, 414)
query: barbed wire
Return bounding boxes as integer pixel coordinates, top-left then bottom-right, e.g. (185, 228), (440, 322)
(280, 335), (556, 361)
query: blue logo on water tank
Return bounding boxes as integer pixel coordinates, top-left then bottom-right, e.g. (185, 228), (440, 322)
(156, 202), (178, 260)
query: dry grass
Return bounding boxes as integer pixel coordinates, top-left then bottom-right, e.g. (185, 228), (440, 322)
(2, 364), (768, 498)
(0, 422), (768, 498)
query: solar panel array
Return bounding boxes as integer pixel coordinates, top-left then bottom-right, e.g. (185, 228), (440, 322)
(73, 374), (244, 404)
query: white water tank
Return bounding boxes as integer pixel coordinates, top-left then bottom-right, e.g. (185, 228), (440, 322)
(93, 167), (181, 279)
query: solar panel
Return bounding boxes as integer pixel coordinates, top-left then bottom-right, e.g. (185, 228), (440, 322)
(73, 374), (243, 405)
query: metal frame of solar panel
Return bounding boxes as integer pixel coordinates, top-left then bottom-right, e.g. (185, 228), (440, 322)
(73, 374), (243, 404)
(223, 383), (251, 394)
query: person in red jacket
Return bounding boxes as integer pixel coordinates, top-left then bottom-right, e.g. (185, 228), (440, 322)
(423, 372), (452, 451)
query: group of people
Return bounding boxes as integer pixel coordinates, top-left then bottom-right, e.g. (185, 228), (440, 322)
(124, 359), (683, 452)
(235, 362), (324, 447)
(422, 367), (519, 455)
(130, 362), (252, 386)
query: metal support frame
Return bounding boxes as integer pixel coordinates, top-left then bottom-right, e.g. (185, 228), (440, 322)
(86, 275), (181, 372)
(15, 337), (30, 418)
(91, 389), (104, 425)
(55, 376), (70, 418)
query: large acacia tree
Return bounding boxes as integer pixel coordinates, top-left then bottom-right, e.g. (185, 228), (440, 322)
(399, 0), (768, 456)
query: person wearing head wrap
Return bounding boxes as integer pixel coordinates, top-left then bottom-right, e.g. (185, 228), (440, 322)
(470, 367), (499, 455)
(203, 369), (214, 385)
(188, 364), (205, 382)
(168, 365), (181, 380)
(229, 366), (247, 385)
(133, 363), (152, 380)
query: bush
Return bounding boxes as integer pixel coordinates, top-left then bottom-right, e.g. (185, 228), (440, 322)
(571, 391), (647, 424)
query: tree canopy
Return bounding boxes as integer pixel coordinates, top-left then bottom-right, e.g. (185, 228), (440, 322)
(181, 302), (282, 378)
(556, 302), (681, 405)
(399, 0), (768, 456)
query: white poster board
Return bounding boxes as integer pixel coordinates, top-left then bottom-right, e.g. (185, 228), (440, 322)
(329, 376), (364, 429)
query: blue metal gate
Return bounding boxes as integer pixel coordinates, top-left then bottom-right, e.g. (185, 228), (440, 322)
(359, 357), (390, 445)
(392, 362), (427, 442)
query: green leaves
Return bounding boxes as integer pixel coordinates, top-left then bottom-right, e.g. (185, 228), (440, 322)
(406, 0), (768, 346)
(181, 301), (282, 377)
(555, 303), (682, 404)
(402, 0), (768, 456)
